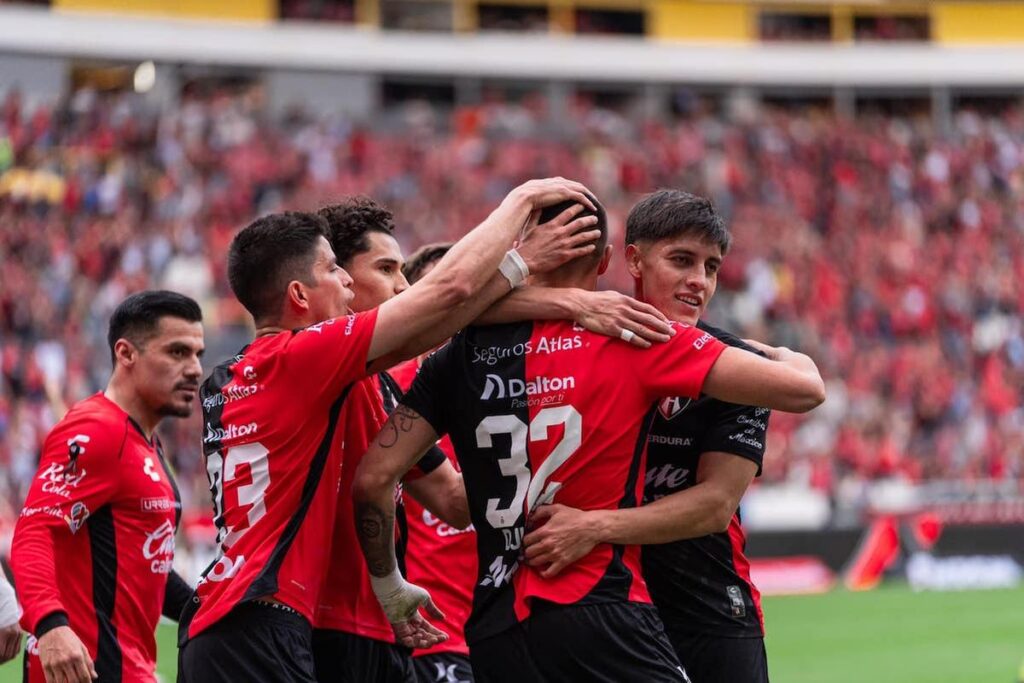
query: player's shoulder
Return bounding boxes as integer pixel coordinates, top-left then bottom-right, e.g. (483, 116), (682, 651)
(696, 320), (764, 356)
(45, 393), (129, 456)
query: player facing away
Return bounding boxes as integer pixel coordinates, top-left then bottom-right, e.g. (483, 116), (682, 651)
(352, 198), (825, 683)
(12, 291), (204, 683)
(176, 178), (601, 683)
(521, 190), (785, 682)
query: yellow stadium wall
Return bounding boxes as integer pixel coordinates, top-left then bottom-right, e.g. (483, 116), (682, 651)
(933, 2), (1024, 43)
(54, 0), (276, 22)
(650, 0), (750, 41)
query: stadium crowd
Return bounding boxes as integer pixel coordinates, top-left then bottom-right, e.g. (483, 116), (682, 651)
(1, 84), (1022, 539)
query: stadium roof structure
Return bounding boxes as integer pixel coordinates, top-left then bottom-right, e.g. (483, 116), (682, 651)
(3, 5), (1024, 87)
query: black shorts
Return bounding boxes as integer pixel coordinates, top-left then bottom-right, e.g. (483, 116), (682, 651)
(665, 629), (768, 683)
(312, 628), (415, 683)
(412, 652), (475, 683)
(470, 602), (689, 683)
(178, 601), (317, 683)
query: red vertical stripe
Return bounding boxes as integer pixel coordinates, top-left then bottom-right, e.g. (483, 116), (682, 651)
(727, 515), (764, 635)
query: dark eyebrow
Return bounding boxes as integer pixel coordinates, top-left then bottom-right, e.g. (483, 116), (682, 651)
(376, 257), (402, 267)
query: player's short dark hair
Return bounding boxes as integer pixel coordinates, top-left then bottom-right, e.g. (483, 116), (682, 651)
(625, 189), (731, 255)
(538, 194), (607, 272)
(402, 242), (453, 284)
(108, 290), (202, 363)
(228, 211), (329, 323)
(318, 197), (396, 268)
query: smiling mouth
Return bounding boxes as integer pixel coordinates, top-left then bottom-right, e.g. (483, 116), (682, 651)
(677, 295), (702, 307)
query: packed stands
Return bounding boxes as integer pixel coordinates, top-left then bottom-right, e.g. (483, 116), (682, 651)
(1, 85), (1022, 542)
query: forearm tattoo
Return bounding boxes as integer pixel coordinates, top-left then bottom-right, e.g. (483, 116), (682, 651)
(378, 404), (423, 449)
(355, 501), (396, 577)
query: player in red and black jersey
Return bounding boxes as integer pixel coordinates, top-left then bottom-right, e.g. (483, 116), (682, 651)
(352, 198), (825, 683)
(521, 190), (790, 682)
(312, 199), (459, 683)
(12, 291), (204, 683)
(176, 178), (603, 683)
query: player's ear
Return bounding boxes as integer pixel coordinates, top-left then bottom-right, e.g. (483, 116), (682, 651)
(624, 243), (643, 280)
(286, 279), (311, 313)
(597, 244), (613, 276)
(113, 338), (138, 368)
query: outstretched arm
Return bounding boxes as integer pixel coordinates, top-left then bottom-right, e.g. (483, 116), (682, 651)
(703, 343), (825, 413)
(352, 405), (449, 648)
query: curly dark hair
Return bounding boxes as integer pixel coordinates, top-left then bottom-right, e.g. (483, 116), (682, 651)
(318, 196), (396, 268)
(402, 242), (453, 284)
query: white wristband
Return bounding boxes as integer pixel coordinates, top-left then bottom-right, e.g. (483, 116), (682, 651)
(0, 575), (21, 628)
(369, 566), (405, 602)
(499, 249), (530, 289)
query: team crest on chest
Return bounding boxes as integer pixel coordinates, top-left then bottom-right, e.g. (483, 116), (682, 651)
(658, 397), (691, 420)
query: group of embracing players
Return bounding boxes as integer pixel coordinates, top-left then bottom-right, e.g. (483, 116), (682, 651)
(7, 177), (824, 683)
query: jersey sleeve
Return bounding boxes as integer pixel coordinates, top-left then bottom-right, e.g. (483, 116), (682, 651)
(11, 413), (126, 634)
(283, 309), (379, 400)
(635, 323), (728, 402)
(697, 402), (770, 475)
(399, 344), (453, 438)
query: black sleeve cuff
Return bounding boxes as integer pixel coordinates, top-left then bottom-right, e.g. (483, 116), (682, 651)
(414, 445), (447, 476)
(163, 571), (194, 622)
(35, 611), (69, 638)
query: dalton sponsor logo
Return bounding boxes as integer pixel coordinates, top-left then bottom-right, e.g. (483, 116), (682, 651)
(143, 520), (176, 573)
(204, 422), (258, 444)
(481, 374), (575, 400)
(471, 336), (583, 365)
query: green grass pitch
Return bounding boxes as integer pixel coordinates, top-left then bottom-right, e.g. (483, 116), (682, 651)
(2, 584), (1021, 682)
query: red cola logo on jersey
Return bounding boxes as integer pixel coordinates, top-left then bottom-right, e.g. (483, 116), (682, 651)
(471, 335), (583, 366)
(143, 519), (176, 573)
(38, 462), (88, 498)
(422, 510), (475, 537)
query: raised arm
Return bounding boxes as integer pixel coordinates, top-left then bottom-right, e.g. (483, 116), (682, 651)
(702, 343), (825, 413)
(352, 405), (449, 648)
(366, 178), (596, 369)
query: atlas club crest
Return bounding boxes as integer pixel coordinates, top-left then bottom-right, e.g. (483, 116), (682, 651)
(658, 396), (691, 420)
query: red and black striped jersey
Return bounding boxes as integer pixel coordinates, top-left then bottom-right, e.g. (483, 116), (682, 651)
(401, 319), (726, 644)
(13, 393), (182, 682)
(181, 311), (378, 641)
(392, 357), (477, 659)
(641, 322), (769, 638)
(314, 371), (444, 640)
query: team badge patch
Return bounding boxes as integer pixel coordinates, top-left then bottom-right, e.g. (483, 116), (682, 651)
(64, 502), (90, 534)
(658, 397), (691, 420)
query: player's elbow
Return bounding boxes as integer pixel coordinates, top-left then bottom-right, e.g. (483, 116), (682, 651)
(707, 498), (736, 534)
(790, 377), (826, 413)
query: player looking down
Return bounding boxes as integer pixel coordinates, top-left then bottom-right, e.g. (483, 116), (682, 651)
(352, 196), (825, 682)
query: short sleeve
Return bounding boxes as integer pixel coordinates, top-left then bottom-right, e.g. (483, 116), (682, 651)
(697, 403), (769, 475)
(635, 323), (728, 402)
(400, 344), (453, 438)
(282, 309), (379, 400)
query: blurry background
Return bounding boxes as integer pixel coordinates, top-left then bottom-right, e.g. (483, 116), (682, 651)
(0, 0), (1023, 680)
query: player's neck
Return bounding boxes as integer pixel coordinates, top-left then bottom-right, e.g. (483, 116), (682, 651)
(531, 271), (598, 291)
(253, 312), (314, 338)
(104, 377), (160, 439)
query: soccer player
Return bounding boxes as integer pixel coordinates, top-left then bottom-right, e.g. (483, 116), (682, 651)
(176, 178), (600, 683)
(521, 190), (781, 682)
(12, 291), (204, 683)
(312, 199), (459, 683)
(352, 197), (825, 682)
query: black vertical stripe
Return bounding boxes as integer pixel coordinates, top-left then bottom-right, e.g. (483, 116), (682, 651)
(87, 506), (122, 682)
(153, 437), (183, 528)
(584, 402), (660, 604)
(243, 385), (353, 600)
